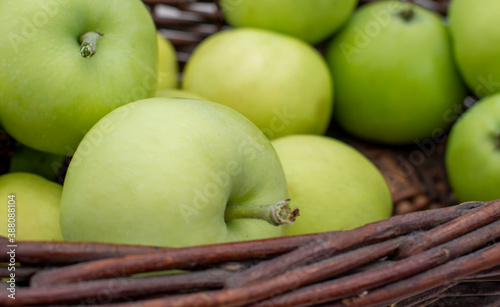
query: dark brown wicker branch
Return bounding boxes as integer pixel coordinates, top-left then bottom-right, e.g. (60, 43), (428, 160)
(0, 241), (171, 265)
(76, 237), (405, 307)
(224, 201), (484, 288)
(28, 231), (336, 287)
(461, 265), (500, 282)
(248, 218), (500, 307)
(27, 200), (476, 288)
(390, 281), (500, 307)
(439, 281), (500, 297)
(1, 232), (329, 266)
(389, 284), (458, 307)
(328, 239), (500, 307)
(0, 269), (232, 306)
(395, 199), (500, 259)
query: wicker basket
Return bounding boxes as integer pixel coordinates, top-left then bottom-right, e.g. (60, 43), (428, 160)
(1, 1), (499, 306)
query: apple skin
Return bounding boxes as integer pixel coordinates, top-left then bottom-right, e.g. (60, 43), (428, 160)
(0, 0), (158, 155)
(272, 135), (392, 235)
(155, 89), (206, 100)
(220, 0), (358, 45)
(157, 32), (179, 90)
(183, 28), (333, 140)
(448, 0), (500, 97)
(60, 98), (289, 247)
(445, 94), (500, 202)
(325, 1), (466, 144)
(9, 144), (66, 182)
(0, 172), (63, 241)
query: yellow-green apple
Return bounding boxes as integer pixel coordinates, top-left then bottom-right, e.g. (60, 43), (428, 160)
(326, 1), (466, 144)
(272, 135), (392, 235)
(60, 98), (297, 247)
(9, 144), (66, 182)
(220, 0), (358, 45)
(448, 0), (500, 97)
(0, 172), (63, 241)
(0, 0), (158, 155)
(183, 28), (333, 140)
(156, 32), (178, 90)
(155, 89), (206, 100)
(445, 93), (500, 202)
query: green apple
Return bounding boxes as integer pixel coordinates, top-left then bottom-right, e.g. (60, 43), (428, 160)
(445, 93), (500, 202)
(272, 135), (392, 235)
(155, 89), (206, 100)
(220, 0), (358, 45)
(0, 0), (158, 155)
(183, 28), (333, 140)
(0, 172), (63, 241)
(9, 144), (66, 182)
(325, 1), (466, 144)
(448, 0), (500, 97)
(60, 98), (297, 247)
(156, 32), (178, 90)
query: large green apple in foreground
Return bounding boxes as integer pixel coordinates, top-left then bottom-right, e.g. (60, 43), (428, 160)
(60, 98), (297, 247)
(183, 28), (333, 140)
(0, 172), (63, 241)
(9, 144), (66, 182)
(445, 93), (500, 202)
(326, 1), (466, 144)
(156, 32), (178, 90)
(0, 0), (158, 155)
(220, 0), (358, 45)
(448, 0), (500, 97)
(272, 135), (392, 235)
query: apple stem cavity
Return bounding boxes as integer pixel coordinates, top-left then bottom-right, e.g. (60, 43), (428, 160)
(225, 199), (299, 226)
(79, 30), (104, 59)
(399, 0), (415, 21)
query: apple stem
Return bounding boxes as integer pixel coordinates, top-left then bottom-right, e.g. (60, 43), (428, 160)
(79, 30), (104, 59)
(224, 199), (299, 226)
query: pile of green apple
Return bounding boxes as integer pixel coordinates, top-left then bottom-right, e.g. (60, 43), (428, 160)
(0, 0), (498, 247)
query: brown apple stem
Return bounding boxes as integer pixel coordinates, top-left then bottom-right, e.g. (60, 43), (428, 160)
(79, 30), (104, 59)
(224, 199), (299, 226)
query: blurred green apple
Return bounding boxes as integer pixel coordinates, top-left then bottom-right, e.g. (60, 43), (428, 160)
(157, 32), (178, 90)
(183, 28), (333, 140)
(0, 0), (158, 155)
(9, 144), (66, 182)
(326, 1), (466, 144)
(155, 89), (206, 100)
(448, 0), (500, 97)
(272, 135), (392, 235)
(60, 98), (296, 247)
(220, 0), (358, 45)
(445, 93), (500, 202)
(0, 172), (63, 241)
